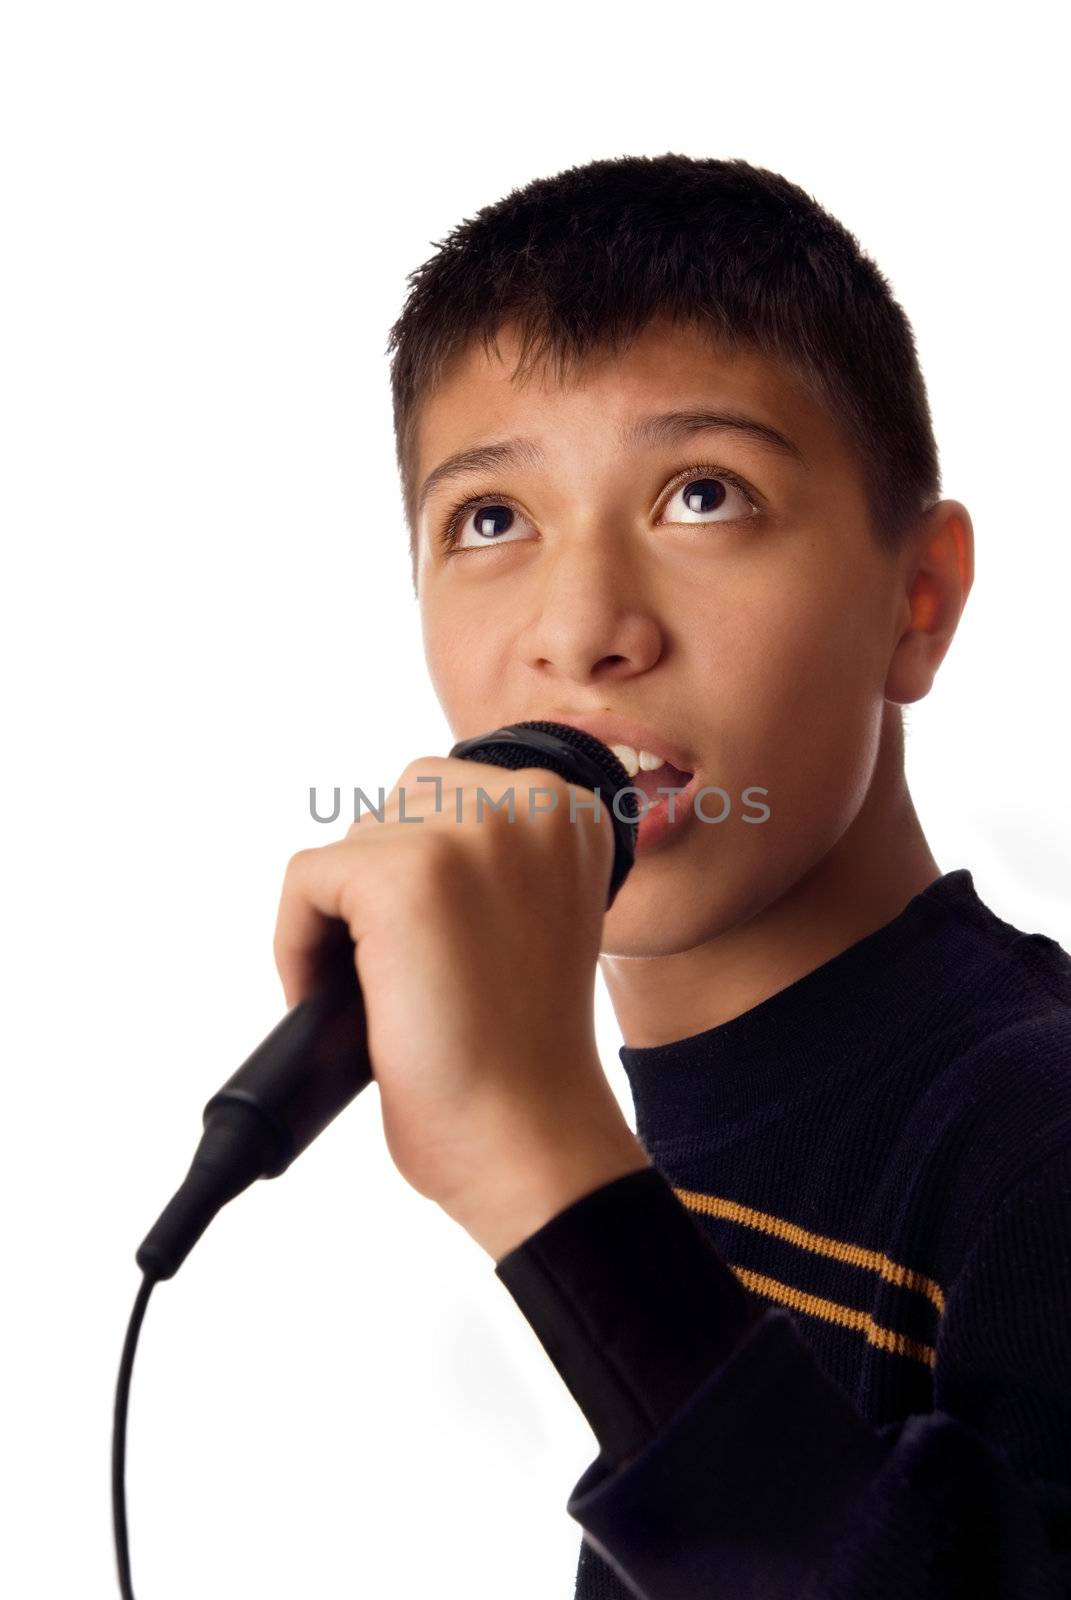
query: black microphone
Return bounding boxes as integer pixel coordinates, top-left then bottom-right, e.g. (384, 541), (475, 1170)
(135, 721), (639, 1281)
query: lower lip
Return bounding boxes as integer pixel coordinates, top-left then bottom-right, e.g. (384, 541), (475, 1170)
(631, 770), (701, 856)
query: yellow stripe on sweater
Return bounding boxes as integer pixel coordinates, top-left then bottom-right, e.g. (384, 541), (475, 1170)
(726, 1263), (937, 1369)
(672, 1183), (946, 1325)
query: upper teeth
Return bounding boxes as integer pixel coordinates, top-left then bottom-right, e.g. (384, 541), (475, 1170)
(609, 744), (664, 778)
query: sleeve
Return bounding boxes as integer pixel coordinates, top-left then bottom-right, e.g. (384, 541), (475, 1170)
(495, 1164), (765, 1467)
(494, 1153), (1071, 1600)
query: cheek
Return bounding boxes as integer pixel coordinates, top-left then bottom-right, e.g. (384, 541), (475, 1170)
(710, 575), (888, 822)
(419, 601), (501, 720)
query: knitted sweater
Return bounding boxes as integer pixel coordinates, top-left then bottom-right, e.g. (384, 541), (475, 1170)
(494, 869), (1071, 1598)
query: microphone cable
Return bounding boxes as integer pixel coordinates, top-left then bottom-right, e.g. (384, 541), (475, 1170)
(112, 1271), (158, 1600)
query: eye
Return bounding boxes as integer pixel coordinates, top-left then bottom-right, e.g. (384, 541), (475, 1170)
(658, 467), (759, 526)
(440, 497), (536, 553)
(436, 462), (761, 555)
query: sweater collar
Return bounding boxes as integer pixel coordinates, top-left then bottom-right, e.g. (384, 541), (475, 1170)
(618, 868), (984, 1143)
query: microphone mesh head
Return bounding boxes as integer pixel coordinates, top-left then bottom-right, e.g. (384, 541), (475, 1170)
(508, 721), (640, 819)
(451, 720), (639, 818)
(447, 719), (640, 907)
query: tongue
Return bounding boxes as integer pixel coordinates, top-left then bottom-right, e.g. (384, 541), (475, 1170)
(632, 761), (692, 803)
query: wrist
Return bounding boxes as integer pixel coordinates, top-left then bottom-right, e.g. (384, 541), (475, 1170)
(445, 1100), (652, 1261)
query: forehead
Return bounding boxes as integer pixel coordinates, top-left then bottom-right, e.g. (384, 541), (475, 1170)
(413, 315), (851, 492)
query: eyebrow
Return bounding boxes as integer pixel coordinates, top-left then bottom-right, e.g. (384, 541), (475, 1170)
(416, 408), (805, 517)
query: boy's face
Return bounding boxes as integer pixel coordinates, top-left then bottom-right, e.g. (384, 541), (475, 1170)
(412, 315), (918, 958)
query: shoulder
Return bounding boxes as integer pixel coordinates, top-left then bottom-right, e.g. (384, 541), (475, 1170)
(916, 1006), (1071, 1263)
(908, 871), (1071, 1185)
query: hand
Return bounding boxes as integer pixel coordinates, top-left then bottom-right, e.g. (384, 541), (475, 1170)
(272, 755), (651, 1258)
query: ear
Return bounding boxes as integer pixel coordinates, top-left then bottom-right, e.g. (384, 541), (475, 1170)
(885, 500), (974, 707)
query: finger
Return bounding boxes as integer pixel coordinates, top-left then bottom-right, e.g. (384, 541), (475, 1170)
(272, 841), (361, 1006)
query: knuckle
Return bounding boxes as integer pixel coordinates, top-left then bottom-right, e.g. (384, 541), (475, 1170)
(282, 846), (314, 882)
(399, 754), (447, 783)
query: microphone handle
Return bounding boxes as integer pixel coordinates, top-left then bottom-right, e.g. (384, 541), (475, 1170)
(207, 933), (371, 1173)
(136, 939), (370, 1280)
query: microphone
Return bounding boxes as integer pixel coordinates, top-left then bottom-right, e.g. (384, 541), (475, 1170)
(135, 721), (639, 1281)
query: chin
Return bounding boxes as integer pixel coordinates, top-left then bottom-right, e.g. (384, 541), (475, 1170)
(601, 881), (723, 960)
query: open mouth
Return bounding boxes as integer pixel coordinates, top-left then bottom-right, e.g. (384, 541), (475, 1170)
(630, 760), (695, 806)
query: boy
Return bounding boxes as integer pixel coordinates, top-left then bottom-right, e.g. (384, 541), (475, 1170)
(274, 155), (1071, 1596)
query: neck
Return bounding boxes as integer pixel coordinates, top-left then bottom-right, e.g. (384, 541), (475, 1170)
(599, 706), (941, 1049)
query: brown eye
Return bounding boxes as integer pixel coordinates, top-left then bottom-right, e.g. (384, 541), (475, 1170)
(660, 475), (755, 525)
(444, 499), (536, 552)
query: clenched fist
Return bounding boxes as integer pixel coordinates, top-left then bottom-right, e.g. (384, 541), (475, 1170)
(272, 755), (650, 1259)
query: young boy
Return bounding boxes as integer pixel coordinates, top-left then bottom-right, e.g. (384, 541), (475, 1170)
(274, 154), (1071, 1597)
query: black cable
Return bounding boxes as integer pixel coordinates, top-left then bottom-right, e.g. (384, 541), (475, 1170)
(113, 1273), (158, 1600)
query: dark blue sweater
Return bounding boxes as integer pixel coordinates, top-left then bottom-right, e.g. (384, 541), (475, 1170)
(494, 869), (1071, 1598)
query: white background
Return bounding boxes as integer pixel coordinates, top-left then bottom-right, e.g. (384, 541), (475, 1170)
(2, 3), (1068, 1596)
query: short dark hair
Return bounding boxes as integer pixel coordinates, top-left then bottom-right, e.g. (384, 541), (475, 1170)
(386, 153), (941, 572)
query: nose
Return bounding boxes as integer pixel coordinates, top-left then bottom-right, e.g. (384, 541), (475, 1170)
(518, 534), (664, 685)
